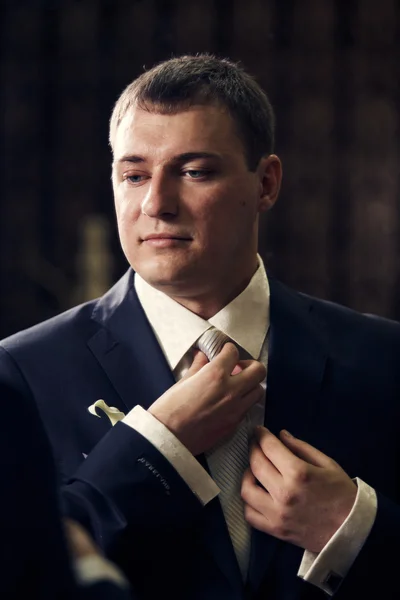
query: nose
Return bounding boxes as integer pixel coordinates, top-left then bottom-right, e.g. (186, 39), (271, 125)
(141, 173), (178, 219)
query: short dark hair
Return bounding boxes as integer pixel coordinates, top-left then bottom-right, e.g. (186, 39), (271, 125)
(109, 54), (275, 171)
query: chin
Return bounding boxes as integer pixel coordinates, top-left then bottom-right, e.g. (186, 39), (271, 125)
(134, 259), (188, 289)
(130, 246), (206, 288)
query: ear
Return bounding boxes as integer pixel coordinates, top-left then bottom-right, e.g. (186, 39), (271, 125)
(257, 154), (282, 213)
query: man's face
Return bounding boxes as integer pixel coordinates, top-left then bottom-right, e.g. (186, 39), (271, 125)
(112, 104), (279, 299)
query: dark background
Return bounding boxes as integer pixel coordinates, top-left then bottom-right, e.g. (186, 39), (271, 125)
(1, 0), (399, 337)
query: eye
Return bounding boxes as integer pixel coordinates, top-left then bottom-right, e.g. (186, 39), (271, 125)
(126, 174), (148, 184)
(183, 169), (210, 179)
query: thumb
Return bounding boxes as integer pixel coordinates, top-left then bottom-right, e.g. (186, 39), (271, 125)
(279, 430), (332, 468)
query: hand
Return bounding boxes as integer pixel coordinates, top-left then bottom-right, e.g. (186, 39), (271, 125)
(149, 343), (266, 455)
(64, 519), (101, 559)
(241, 427), (357, 553)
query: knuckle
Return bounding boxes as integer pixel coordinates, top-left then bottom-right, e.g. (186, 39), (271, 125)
(270, 509), (294, 539)
(272, 522), (292, 541)
(276, 506), (289, 523)
(249, 448), (263, 475)
(259, 437), (273, 457)
(278, 486), (299, 507)
(240, 482), (249, 502)
(297, 464), (311, 483)
(251, 385), (264, 402)
(243, 504), (252, 521)
(256, 362), (267, 380)
(289, 463), (311, 486)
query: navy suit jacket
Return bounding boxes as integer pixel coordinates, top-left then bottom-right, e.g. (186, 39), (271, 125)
(0, 380), (134, 600)
(1, 269), (400, 600)
(0, 381), (75, 599)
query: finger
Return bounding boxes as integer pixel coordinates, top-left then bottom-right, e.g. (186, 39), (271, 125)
(231, 361), (266, 396)
(241, 467), (271, 515)
(242, 466), (275, 514)
(183, 351), (209, 378)
(255, 426), (301, 475)
(212, 342), (240, 374)
(279, 430), (334, 468)
(242, 466), (257, 489)
(239, 384), (265, 413)
(237, 359), (258, 369)
(244, 504), (271, 534)
(237, 359), (267, 377)
(230, 360), (260, 377)
(248, 440), (281, 492)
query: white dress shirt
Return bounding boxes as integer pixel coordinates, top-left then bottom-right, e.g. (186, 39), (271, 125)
(122, 257), (377, 594)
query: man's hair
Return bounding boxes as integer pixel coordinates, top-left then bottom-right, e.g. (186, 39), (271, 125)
(109, 54), (275, 171)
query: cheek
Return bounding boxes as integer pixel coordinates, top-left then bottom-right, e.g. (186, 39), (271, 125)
(117, 210), (130, 236)
(114, 189), (140, 229)
(190, 187), (242, 236)
(204, 184), (256, 224)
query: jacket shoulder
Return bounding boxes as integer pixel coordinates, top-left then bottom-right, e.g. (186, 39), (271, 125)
(0, 270), (134, 355)
(270, 277), (400, 359)
(301, 289), (400, 363)
(0, 300), (98, 355)
(307, 292), (400, 336)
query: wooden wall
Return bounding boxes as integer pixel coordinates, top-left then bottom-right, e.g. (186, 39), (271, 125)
(1, 0), (399, 336)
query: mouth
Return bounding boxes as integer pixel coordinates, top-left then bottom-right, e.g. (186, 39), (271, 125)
(141, 234), (192, 247)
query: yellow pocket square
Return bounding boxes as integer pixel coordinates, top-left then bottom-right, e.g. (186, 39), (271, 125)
(88, 399), (125, 427)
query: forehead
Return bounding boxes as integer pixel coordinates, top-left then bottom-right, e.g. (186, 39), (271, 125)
(112, 104), (246, 162)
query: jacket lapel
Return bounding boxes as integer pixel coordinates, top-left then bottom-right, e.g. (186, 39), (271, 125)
(248, 278), (329, 593)
(87, 269), (175, 413)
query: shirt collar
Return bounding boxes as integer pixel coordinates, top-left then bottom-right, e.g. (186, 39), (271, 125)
(134, 255), (270, 370)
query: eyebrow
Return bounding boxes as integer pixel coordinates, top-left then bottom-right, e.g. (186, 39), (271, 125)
(116, 151), (223, 165)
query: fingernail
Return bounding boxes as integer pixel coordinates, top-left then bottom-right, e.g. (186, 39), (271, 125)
(255, 426), (269, 437)
(282, 429), (293, 437)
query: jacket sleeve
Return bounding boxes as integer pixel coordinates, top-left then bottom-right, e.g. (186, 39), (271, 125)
(0, 343), (206, 555)
(62, 420), (206, 552)
(77, 580), (136, 600)
(0, 380), (75, 599)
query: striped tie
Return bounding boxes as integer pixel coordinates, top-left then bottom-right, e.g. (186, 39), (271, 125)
(196, 326), (252, 580)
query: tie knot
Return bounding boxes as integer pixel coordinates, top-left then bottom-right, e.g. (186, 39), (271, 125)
(195, 327), (231, 361)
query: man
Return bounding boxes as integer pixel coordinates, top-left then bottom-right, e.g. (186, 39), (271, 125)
(1, 54), (400, 600)
(0, 380), (134, 599)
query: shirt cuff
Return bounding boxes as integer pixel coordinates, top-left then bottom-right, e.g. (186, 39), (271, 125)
(298, 478), (377, 595)
(73, 555), (129, 589)
(123, 405), (220, 505)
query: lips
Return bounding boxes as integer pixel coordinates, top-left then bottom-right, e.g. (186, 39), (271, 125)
(142, 234), (191, 241)
(140, 234), (192, 249)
